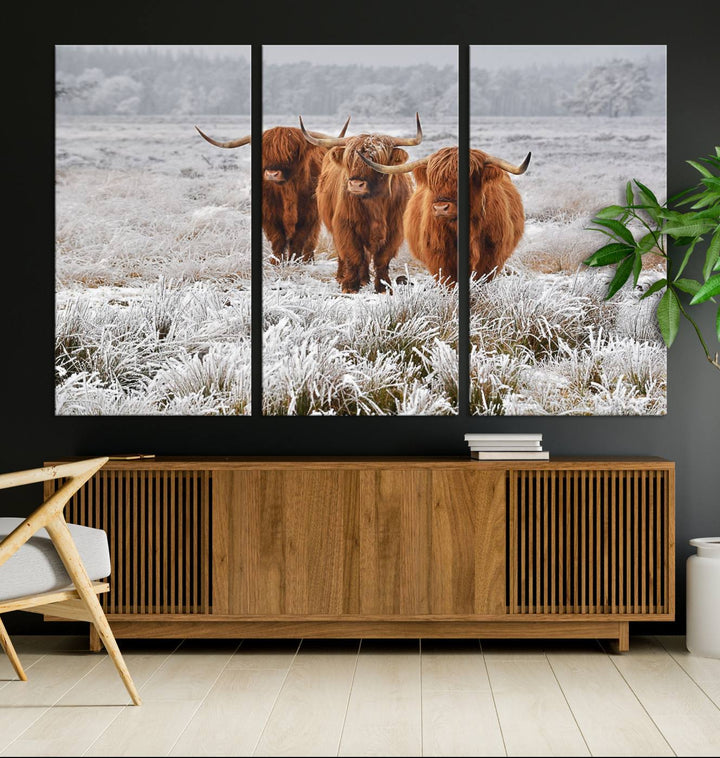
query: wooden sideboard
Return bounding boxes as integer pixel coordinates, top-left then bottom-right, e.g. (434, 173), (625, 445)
(43, 457), (675, 651)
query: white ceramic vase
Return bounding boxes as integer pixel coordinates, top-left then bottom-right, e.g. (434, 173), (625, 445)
(686, 537), (720, 658)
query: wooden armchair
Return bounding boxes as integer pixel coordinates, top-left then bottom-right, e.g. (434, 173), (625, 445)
(0, 457), (141, 705)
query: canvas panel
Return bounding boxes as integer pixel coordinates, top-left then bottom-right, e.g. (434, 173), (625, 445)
(262, 45), (459, 416)
(469, 45), (667, 416)
(55, 44), (252, 415)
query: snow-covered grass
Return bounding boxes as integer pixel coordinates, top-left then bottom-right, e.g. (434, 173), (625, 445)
(55, 113), (666, 415)
(263, 271), (457, 415)
(468, 269), (666, 415)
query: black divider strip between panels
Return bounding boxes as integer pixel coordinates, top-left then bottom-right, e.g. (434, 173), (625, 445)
(457, 44), (470, 417)
(251, 44), (263, 416)
(249, 45), (471, 417)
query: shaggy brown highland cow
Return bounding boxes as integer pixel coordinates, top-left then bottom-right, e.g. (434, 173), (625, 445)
(195, 119), (349, 262)
(360, 145), (530, 283)
(300, 114), (423, 293)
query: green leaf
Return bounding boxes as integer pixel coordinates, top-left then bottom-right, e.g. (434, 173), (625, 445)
(690, 192), (720, 210)
(626, 181), (634, 206)
(704, 228), (720, 280)
(687, 159), (714, 178)
(690, 208), (720, 221)
(700, 176), (720, 191)
(593, 205), (626, 219)
(640, 278), (667, 299)
(606, 255), (634, 299)
(583, 243), (635, 267)
(662, 220), (715, 238)
(633, 181), (661, 222)
(657, 289), (680, 347)
(674, 240), (698, 280)
(632, 251), (643, 286)
(634, 180), (660, 207)
(592, 218), (636, 246)
(670, 186), (696, 205)
(673, 235), (699, 249)
(689, 274), (720, 304)
(717, 305), (720, 343)
(637, 231), (661, 254)
(673, 278), (701, 296)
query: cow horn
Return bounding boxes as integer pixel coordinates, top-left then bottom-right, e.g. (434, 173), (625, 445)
(485, 151), (531, 175)
(195, 126), (251, 149)
(357, 151), (430, 175)
(391, 113), (423, 147)
(299, 116), (349, 148)
(337, 115), (351, 138)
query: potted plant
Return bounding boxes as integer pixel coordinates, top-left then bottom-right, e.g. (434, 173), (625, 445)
(583, 146), (720, 372)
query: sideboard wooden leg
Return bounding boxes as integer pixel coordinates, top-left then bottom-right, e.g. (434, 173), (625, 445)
(89, 624), (102, 652)
(607, 622), (630, 654)
(618, 622), (630, 652)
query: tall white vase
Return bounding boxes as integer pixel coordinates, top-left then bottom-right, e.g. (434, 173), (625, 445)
(686, 537), (720, 658)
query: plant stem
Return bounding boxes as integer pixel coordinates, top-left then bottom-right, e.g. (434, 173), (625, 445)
(674, 295), (720, 373)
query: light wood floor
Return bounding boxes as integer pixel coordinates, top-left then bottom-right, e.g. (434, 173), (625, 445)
(1, 634), (719, 756)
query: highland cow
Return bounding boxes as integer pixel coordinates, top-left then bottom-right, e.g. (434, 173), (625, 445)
(300, 115), (423, 293)
(359, 145), (530, 283)
(195, 119), (349, 262)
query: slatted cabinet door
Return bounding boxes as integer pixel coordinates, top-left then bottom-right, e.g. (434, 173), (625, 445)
(211, 467), (505, 618)
(507, 467), (673, 618)
(46, 467), (212, 616)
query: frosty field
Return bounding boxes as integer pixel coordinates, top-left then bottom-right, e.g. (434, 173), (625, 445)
(55, 114), (666, 415)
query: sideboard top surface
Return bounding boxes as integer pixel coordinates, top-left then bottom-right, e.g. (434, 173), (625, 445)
(44, 456), (675, 471)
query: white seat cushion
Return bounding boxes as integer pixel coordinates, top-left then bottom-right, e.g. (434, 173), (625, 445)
(0, 518), (111, 602)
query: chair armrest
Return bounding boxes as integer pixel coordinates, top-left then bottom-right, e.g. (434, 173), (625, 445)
(0, 458), (108, 491)
(0, 457), (108, 569)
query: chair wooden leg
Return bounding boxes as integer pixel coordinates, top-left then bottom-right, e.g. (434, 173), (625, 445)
(45, 516), (142, 705)
(0, 617), (27, 681)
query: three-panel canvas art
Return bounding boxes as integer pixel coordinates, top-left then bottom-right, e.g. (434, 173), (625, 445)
(55, 44), (667, 416)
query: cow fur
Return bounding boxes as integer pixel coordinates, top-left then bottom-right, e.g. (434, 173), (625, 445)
(403, 147), (526, 283)
(261, 126), (328, 262)
(316, 135), (413, 293)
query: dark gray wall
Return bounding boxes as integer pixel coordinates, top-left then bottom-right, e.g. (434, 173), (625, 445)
(3, 2), (719, 635)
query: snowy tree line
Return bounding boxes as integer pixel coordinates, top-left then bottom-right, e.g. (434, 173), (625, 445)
(56, 46), (251, 115)
(56, 46), (664, 118)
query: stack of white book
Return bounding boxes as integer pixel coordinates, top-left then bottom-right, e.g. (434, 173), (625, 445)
(464, 433), (549, 460)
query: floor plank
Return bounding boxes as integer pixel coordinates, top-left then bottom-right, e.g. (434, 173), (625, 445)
(137, 639), (239, 703)
(59, 640), (180, 706)
(2, 642), (179, 757)
(169, 668), (289, 757)
(84, 640), (240, 757)
(339, 640), (422, 757)
(657, 634), (720, 709)
(421, 640), (505, 757)
(546, 643), (673, 756)
(254, 639), (360, 757)
(421, 639), (490, 691)
(1, 705), (124, 758)
(422, 689), (506, 757)
(226, 639), (301, 670)
(485, 654), (590, 756)
(0, 650), (105, 753)
(84, 700), (203, 757)
(0, 650), (43, 686)
(606, 636), (720, 756)
(0, 649), (104, 707)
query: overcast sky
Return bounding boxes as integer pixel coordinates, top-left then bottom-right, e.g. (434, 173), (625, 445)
(471, 44), (665, 69)
(64, 44), (457, 67)
(60, 44), (664, 70)
(263, 45), (457, 67)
